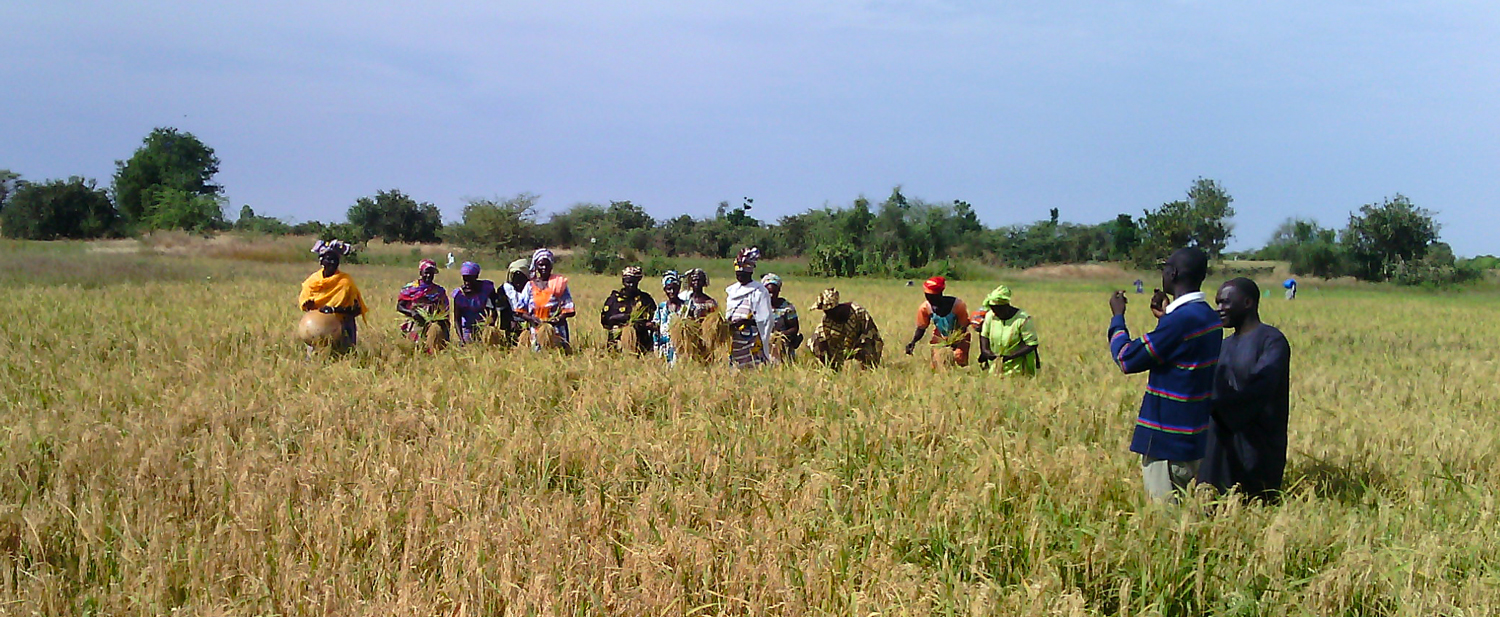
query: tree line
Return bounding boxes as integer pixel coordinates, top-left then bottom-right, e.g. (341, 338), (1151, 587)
(2, 126), (1490, 286)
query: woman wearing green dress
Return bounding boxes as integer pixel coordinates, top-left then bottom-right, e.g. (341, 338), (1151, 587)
(976, 285), (1040, 376)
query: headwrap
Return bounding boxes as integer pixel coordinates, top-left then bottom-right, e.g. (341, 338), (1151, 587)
(923, 276), (947, 294)
(531, 248), (555, 271)
(734, 247), (760, 272)
(311, 239), (353, 256)
(418, 259), (438, 273)
(459, 261), (481, 276)
(684, 268), (708, 287)
(984, 284), (1012, 307)
(661, 270), (681, 289)
(507, 258), (530, 275)
(813, 288), (841, 310)
(760, 273), (782, 288)
(622, 265), (644, 280)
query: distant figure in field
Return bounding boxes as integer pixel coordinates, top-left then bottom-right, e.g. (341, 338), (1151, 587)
(1107, 248), (1223, 503)
(905, 276), (971, 367)
(1283, 278), (1297, 300)
(762, 273), (802, 361)
(1134, 279), (1145, 294)
(298, 239), (364, 351)
(601, 265), (657, 356)
(451, 261), (512, 345)
(809, 288), (883, 369)
(396, 259), (451, 350)
(977, 285), (1040, 376)
(517, 248), (576, 351)
(725, 247), (774, 368)
(1200, 277), (1292, 502)
(653, 271), (685, 364)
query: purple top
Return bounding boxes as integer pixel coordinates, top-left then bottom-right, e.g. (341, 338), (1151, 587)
(452, 280), (499, 330)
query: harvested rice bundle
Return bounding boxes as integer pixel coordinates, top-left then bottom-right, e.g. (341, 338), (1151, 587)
(296, 311), (344, 347)
(533, 322), (561, 350)
(670, 315), (706, 362)
(929, 327), (967, 367)
(618, 324), (641, 355)
(769, 330), (794, 362)
(422, 322), (448, 353)
(700, 312), (730, 351)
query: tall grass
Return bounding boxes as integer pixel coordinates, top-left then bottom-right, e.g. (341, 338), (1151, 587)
(1, 248), (1498, 614)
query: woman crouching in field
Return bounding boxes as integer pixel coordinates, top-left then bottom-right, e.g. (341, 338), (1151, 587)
(905, 276), (972, 368)
(396, 259), (451, 351)
(976, 285), (1040, 376)
(451, 261), (511, 345)
(298, 239), (364, 352)
(517, 248), (576, 351)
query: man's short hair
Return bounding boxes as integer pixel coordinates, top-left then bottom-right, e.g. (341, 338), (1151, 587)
(1223, 277), (1260, 307)
(1168, 247), (1210, 287)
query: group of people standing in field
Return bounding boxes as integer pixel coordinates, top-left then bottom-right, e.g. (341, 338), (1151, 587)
(297, 241), (1045, 374)
(299, 240), (1292, 505)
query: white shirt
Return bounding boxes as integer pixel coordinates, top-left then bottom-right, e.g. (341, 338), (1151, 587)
(1163, 291), (1207, 315)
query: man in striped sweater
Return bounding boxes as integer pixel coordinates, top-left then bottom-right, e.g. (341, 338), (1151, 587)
(1108, 248), (1224, 503)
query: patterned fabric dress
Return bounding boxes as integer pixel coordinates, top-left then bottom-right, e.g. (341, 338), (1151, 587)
(601, 288), (657, 354)
(398, 279), (450, 340)
(770, 297), (801, 360)
(518, 276), (575, 348)
(810, 303), (883, 369)
(725, 281), (773, 369)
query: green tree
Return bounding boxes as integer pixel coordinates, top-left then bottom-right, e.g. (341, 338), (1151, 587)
(443, 194), (542, 258)
(0, 177), (118, 239)
(1136, 178), (1236, 263)
(347, 189), (443, 243)
(232, 205), (291, 235)
(1342, 194), (1440, 281)
(143, 187), (226, 233)
(112, 127), (222, 227)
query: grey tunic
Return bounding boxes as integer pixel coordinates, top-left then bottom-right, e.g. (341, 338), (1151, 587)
(1198, 324), (1291, 501)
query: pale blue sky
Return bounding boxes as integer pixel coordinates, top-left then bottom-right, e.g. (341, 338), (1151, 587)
(4, 1), (1497, 255)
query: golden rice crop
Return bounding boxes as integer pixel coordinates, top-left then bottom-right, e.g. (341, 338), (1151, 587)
(3, 242), (1500, 615)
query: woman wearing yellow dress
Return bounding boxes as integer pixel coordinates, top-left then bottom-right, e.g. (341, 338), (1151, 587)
(298, 239), (365, 352)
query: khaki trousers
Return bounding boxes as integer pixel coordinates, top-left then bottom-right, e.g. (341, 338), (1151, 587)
(1141, 456), (1200, 503)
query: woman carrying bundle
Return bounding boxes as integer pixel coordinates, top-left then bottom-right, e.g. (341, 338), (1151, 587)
(396, 259), (451, 351)
(670, 268), (722, 363)
(601, 265), (658, 355)
(653, 270), (685, 363)
(761, 273), (801, 361)
(725, 247), (774, 368)
(904, 276), (971, 368)
(976, 284), (1040, 376)
(516, 248), (576, 351)
(451, 261), (512, 345)
(298, 239), (365, 352)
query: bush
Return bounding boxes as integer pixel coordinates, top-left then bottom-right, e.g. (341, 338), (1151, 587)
(0, 177), (119, 240)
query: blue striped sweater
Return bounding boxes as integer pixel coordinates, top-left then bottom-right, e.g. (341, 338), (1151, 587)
(1107, 297), (1223, 461)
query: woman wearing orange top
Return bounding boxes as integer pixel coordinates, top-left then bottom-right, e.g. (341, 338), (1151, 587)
(903, 276), (971, 367)
(515, 248), (576, 351)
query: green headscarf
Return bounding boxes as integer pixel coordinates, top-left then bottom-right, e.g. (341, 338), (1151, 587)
(984, 285), (1012, 308)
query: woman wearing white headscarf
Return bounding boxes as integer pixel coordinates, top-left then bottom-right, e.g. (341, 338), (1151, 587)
(725, 247), (774, 368)
(515, 248), (576, 351)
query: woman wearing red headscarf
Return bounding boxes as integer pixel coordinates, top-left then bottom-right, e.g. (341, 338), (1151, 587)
(904, 276), (971, 367)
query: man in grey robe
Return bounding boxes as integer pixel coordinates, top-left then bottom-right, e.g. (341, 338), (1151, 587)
(1201, 277), (1292, 502)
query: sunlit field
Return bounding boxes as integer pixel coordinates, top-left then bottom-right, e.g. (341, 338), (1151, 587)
(2, 241), (1499, 615)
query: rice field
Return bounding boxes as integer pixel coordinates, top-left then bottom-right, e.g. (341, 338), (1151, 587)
(2, 243), (1499, 615)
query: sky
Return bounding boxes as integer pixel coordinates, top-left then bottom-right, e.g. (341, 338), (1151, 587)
(4, 0), (1498, 255)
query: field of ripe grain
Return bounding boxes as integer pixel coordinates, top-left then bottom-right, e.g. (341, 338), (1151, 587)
(2, 244), (1499, 615)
